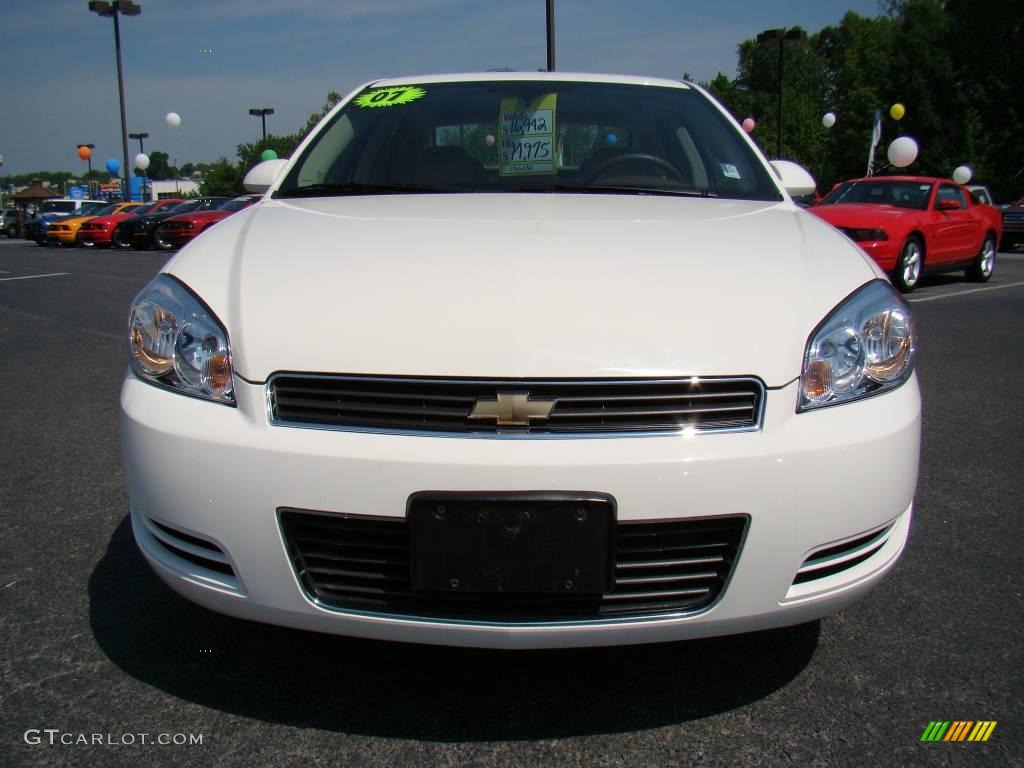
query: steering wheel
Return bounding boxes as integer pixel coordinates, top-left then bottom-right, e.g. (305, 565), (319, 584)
(582, 153), (685, 184)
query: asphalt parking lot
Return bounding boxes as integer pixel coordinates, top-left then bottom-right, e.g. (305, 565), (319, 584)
(1, 238), (1021, 767)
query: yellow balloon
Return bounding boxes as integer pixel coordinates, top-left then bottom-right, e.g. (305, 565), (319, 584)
(890, 103), (906, 121)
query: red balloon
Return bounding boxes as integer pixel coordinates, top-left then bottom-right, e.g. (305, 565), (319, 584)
(741, 117), (756, 133)
(77, 145), (92, 161)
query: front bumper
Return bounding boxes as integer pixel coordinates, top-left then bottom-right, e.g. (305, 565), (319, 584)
(47, 229), (77, 245)
(78, 228), (112, 245)
(853, 240), (898, 271)
(121, 373), (921, 649)
(160, 228), (197, 247)
(1002, 224), (1023, 249)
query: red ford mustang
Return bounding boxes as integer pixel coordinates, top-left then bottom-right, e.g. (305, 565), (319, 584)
(810, 175), (1002, 292)
(152, 194), (261, 251)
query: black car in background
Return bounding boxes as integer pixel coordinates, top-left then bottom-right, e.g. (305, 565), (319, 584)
(112, 197), (229, 250)
(1002, 197), (1024, 251)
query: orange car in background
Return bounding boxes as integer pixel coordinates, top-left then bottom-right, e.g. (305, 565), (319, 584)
(78, 199), (182, 248)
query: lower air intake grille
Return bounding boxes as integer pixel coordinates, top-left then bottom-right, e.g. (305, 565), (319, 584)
(279, 508), (747, 621)
(144, 516), (237, 578)
(269, 375), (764, 435)
(793, 521), (894, 585)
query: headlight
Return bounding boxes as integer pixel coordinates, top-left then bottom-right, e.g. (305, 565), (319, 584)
(799, 280), (915, 412)
(128, 274), (235, 405)
(844, 228), (888, 242)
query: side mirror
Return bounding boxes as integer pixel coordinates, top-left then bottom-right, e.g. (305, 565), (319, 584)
(769, 160), (817, 198)
(937, 198), (961, 211)
(243, 159), (289, 194)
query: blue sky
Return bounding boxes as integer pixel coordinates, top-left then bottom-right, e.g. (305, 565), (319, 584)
(1, 0), (883, 176)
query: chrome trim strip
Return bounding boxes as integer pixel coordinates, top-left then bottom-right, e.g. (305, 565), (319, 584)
(264, 373), (766, 439)
(796, 520), (896, 575)
(300, 594), (717, 627)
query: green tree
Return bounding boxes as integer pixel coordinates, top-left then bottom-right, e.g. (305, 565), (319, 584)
(299, 91), (342, 138)
(199, 157), (243, 197)
(234, 91), (344, 180)
(236, 134), (302, 176)
(944, 0), (1024, 199)
(708, 0), (1022, 198)
(146, 150), (176, 180)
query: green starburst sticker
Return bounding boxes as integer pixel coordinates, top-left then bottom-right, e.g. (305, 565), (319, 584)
(355, 86), (427, 109)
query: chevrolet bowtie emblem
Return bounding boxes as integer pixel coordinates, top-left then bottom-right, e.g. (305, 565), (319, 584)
(467, 392), (556, 426)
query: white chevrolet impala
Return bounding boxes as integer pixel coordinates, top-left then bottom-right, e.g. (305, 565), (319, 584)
(121, 73), (920, 649)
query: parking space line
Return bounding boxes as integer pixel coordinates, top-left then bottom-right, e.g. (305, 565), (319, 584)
(909, 281), (1024, 303)
(0, 272), (70, 282)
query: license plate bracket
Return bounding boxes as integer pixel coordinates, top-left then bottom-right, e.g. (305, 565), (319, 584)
(408, 492), (615, 594)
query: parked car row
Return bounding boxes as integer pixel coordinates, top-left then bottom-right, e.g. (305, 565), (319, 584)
(18, 195), (260, 251)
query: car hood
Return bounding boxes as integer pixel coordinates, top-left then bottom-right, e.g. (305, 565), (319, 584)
(164, 194), (883, 386)
(60, 215), (96, 226)
(810, 203), (917, 227)
(87, 213), (133, 226)
(168, 211), (226, 223)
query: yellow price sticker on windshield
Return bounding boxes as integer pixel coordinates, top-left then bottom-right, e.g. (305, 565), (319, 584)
(499, 94), (557, 175)
(355, 86), (427, 109)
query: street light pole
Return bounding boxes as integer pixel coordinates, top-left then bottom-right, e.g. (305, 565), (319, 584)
(756, 27), (806, 159)
(129, 132), (149, 201)
(248, 108), (275, 147)
(129, 132), (148, 154)
(546, 0), (556, 72)
(89, 1), (142, 201)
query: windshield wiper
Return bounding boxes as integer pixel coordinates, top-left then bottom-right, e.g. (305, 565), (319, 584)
(519, 183), (718, 198)
(276, 182), (452, 198)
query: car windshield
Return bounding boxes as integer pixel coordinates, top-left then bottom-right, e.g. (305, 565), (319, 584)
(194, 198), (227, 211)
(167, 201), (202, 214)
(41, 200), (79, 214)
(819, 180), (933, 210)
(276, 79), (781, 201)
(218, 197), (256, 212)
(88, 204), (119, 216)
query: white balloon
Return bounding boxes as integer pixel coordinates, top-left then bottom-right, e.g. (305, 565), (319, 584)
(135, 153), (150, 171)
(887, 136), (919, 168)
(165, 112), (182, 128)
(952, 165), (972, 184)
(822, 112), (836, 128)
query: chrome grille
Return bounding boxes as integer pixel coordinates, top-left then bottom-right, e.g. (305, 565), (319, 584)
(279, 508), (747, 621)
(269, 374), (764, 435)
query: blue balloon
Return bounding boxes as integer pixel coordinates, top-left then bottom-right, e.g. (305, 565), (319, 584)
(606, 133), (618, 145)
(105, 157), (120, 174)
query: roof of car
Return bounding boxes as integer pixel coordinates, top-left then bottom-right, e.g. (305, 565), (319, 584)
(369, 71), (692, 90)
(838, 176), (953, 185)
